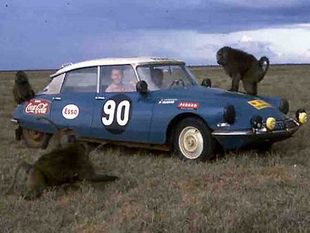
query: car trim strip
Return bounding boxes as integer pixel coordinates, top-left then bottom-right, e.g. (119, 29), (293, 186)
(212, 124), (300, 136)
(97, 66), (100, 93)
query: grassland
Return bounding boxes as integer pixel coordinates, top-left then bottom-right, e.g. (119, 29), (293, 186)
(0, 65), (309, 232)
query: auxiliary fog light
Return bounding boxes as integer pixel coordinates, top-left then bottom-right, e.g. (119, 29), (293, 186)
(296, 109), (307, 124)
(266, 117), (276, 130)
(250, 115), (263, 129)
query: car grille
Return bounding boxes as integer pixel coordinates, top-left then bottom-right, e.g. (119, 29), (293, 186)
(285, 119), (298, 129)
(274, 119), (297, 131)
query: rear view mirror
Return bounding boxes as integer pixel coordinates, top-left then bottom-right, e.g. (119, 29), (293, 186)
(201, 78), (211, 88)
(136, 80), (148, 94)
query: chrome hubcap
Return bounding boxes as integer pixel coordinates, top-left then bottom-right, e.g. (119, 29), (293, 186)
(178, 126), (204, 159)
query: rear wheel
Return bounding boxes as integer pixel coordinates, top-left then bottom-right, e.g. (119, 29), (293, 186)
(22, 128), (51, 149)
(173, 117), (215, 162)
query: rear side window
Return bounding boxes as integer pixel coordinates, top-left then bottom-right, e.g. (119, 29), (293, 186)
(40, 73), (65, 94)
(62, 67), (97, 93)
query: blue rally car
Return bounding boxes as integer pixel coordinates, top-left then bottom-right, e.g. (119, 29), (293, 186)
(11, 57), (307, 161)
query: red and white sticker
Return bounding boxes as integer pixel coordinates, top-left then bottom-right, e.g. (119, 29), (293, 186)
(62, 104), (79, 120)
(178, 102), (199, 110)
(25, 99), (49, 115)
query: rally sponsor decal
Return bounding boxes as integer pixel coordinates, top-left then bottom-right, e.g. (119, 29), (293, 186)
(178, 102), (199, 110)
(248, 100), (271, 110)
(25, 99), (49, 115)
(101, 94), (132, 134)
(62, 104), (79, 119)
(158, 98), (178, 104)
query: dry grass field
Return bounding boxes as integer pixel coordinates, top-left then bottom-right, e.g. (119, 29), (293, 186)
(0, 65), (309, 232)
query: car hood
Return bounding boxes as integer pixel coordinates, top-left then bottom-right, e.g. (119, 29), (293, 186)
(154, 85), (287, 121)
(157, 85), (265, 103)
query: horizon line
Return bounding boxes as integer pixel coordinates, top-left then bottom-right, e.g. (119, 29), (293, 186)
(0, 63), (310, 72)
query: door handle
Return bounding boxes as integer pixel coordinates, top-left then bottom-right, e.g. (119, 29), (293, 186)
(95, 96), (106, 100)
(52, 96), (62, 101)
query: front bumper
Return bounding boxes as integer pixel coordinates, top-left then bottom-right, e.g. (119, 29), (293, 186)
(10, 118), (22, 140)
(212, 118), (301, 149)
(10, 118), (18, 124)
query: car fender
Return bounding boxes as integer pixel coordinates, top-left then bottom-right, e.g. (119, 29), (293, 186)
(148, 100), (223, 144)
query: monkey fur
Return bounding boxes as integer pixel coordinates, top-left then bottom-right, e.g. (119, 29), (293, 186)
(216, 46), (269, 95)
(36, 116), (77, 150)
(6, 142), (119, 200)
(13, 71), (35, 104)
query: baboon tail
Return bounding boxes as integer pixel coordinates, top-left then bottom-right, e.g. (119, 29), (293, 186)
(88, 174), (119, 183)
(6, 161), (32, 195)
(258, 56), (270, 81)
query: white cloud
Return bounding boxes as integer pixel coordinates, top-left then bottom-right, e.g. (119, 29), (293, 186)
(82, 23), (310, 65)
(240, 35), (253, 42)
(231, 25), (310, 63)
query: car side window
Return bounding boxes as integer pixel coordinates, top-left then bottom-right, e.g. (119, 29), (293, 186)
(100, 65), (137, 93)
(137, 65), (196, 91)
(137, 66), (165, 91)
(62, 67), (97, 93)
(40, 73), (65, 94)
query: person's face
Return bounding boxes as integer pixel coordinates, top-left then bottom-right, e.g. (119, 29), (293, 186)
(152, 72), (163, 87)
(111, 69), (122, 84)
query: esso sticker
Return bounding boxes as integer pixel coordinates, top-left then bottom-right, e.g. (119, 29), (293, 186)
(25, 99), (49, 115)
(62, 104), (79, 119)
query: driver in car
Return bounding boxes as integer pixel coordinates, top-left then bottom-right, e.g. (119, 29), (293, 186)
(105, 68), (134, 92)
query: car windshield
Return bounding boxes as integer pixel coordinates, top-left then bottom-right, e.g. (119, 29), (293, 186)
(137, 64), (199, 91)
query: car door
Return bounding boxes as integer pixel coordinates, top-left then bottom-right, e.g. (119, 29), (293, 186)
(50, 67), (97, 137)
(91, 65), (155, 143)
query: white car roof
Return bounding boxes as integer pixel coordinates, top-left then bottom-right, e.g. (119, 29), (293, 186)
(50, 57), (185, 78)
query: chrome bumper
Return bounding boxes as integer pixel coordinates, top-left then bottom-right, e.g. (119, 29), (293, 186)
(10, 118), (18, 124)
(212, 119), (300, 137)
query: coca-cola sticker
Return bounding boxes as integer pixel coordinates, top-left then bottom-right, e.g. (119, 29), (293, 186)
(62, 104), (79, 119)
(25, 99), (49, 115)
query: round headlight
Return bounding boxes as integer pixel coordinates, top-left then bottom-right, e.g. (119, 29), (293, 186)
(298, 112), (307, 124)
(223, 105), (235, 124)
(266, 117), (276, 130)
(296, 109), (307, 124)
(279, 98), (289, 114)
(251, 115), (263, 129)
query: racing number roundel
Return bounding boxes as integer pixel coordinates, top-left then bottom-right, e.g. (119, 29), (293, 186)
(101, 94), (132, 134)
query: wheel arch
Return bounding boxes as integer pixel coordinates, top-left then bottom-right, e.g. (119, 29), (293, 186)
(165, 113), (210, 145)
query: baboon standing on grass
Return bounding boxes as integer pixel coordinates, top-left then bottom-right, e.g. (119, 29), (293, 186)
(13, 71), (35, 104)
(216, 46), (270, 95)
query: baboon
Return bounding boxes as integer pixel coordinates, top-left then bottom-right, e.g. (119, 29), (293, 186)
(216, 46), (270, 95)
(6, 142), (119, 199)
(13, 71), (35, 104)
(36, 116), (77, 150)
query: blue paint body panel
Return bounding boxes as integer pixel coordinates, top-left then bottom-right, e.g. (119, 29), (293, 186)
(13, 83), (294, 148)
(12, 84), (298, 150)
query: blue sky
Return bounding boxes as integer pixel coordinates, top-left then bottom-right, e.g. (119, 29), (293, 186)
(1, 0), (310, 70)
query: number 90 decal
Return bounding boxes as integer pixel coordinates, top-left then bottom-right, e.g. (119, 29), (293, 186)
(101, 94), (132, 134)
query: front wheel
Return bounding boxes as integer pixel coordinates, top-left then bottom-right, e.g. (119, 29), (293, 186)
(173, 118), (215, 162)
(22, 128), (51, 149)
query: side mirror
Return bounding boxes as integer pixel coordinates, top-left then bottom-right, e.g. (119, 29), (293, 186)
(201, 78), (211, 88)
(136, 80), (148, 94)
